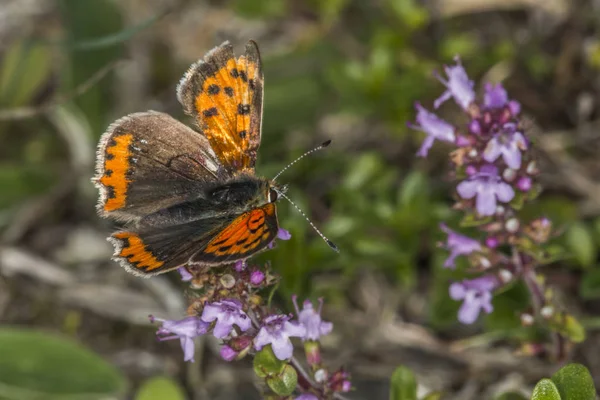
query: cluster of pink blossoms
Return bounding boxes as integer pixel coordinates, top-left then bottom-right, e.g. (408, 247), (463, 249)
(150, 229), (350, 399)
(410, 58), (553, 326)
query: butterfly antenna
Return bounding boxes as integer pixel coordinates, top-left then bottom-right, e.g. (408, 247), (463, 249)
(277, 191), (339, 253)
(272, 140), (332, 181)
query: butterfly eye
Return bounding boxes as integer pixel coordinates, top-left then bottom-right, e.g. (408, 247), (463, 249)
(269, 188), (278, 203)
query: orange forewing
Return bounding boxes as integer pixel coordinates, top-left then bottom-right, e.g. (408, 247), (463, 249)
(178, 41), (263, 174)
(204, 203), (276, 257)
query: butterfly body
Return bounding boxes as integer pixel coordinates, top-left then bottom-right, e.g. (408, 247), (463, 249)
(94, 41), (281, 277)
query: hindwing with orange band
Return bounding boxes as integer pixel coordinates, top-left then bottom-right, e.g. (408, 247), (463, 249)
(177, 41), (263, 174)
(108, 203), (278, 276)
(196, 203), (278, 262)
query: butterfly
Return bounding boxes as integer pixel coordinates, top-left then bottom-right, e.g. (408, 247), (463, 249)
(93, 40), (285, 277)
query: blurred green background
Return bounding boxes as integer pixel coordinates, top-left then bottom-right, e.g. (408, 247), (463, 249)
(1, 0), (600, 398)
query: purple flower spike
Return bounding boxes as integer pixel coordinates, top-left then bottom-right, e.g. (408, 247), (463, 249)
(178, 267), (193, 282)
(409, 103), (456, 157)
(433, 57), (475, 110)
(201, 299), (251, 339)
(483, 83), (508, 109)
(449, 275), (498, 324)
(483, 123), (527, 169)
(151, 315), (209, 362)
(440, 224), (481, 269)
(456, 164), (515, 216)
(293, 296), (333, 341)
(254, 314), (306, 360)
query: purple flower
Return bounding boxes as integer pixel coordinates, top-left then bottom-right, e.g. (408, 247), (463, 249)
(440, 224), (482, 269)
(433, 57), (475, 110)
(151, 315), (209, 362)
(201, 299), (251, 339)
(277, 228), (292, 240)
(234, 260), (246, 271)
(517, 176), (532, 192)
(483, 83), (508, 109)
(449, 275), (498, 324)
(178, 267), (193, 281)
(408, 103), (456, 157)
(250, 269), (265, 285)
(293, 296), (333, 341)
(254, 314), (306, 360)
(483, 123), (527, 169)
(456, 164), (515, 216)
(268, 227), (292, 249)
(220, 345), (237, 362)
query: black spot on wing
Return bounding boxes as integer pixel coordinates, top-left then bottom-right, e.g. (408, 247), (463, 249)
(203, 107), (218, 117)
(237, 104), (250, 115)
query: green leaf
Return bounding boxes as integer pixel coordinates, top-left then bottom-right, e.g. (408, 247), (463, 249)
(389, 366), (417, 400)
(135, 377), (185, 400)
(0, 40), (52, 107)
(579, 268), (600, 299)
(548, 313), (586, 343)
(530, 379), (561, 400)
(511, 191), (526, 211)
(551, 363), (596, 400)
(265, 364), (297, 396)
(566, 222), (597, 268)
(460, 212), (492, 228)
(399, 171), (428, 207)
(421, 392), (443, 400)
(253, 346), (286, 378)
(495, 392), (528, 400)
(0, 327), (126, 400)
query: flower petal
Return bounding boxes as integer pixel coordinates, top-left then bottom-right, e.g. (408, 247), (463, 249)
(501, 144), (522, 169)
(235, 314), (252, 332)
(449, 282), (466, 300)
(270, 336), (294, 360)
(284, 321), (307, 338)
(494, 181), (515, 203)
(456, 179), (478, 199)
(483, 137), (502, 163)
(457, 299), (481, 324)
(253, 327), (271, 351)
(433, 90), (452, 109)
(475, 185), (496, 216)
(319, 321), (333, 336)
(213, 319), (233, 339)
(483, 83), (508, 108)
(180, 336), (196, 362)
(200, 304), (221, 323)
(277, 228), (292, 240)
(417, 135), (435, 157)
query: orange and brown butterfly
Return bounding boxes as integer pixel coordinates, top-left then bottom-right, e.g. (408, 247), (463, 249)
(93, 41), (287, 277)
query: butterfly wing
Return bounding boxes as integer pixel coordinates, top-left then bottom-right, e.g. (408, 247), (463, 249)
(110, 203), (278, 276)
(94, 111), (230, 222)
(177, 41), (264, 174)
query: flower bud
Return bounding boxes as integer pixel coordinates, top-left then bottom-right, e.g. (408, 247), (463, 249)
(220, 274), (236, 289)
(505, 218), (519, 233)
(220, 345), (238, 361)
(520, 313), (534, 326)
